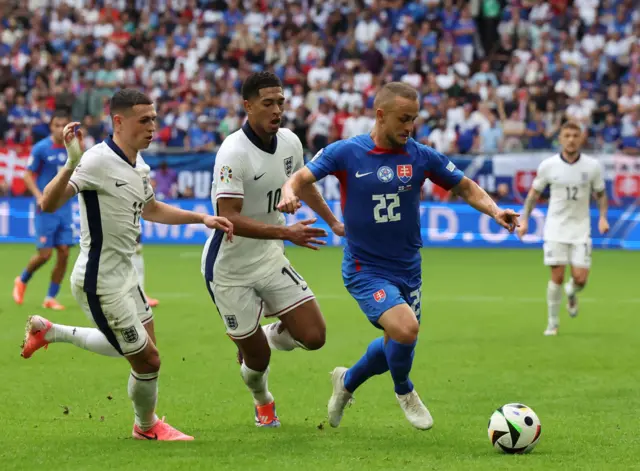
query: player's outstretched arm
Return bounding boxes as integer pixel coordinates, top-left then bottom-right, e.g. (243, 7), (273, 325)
(218, 197), (327, 249)
(278, 167), (317, 214)
(452, 177), (520, 233)
(517, 187), (541, 239)
(297, 178), (344, 236)
(41, 122), (84, 213)
(142, 199), (233, 240)
(594, 190), (609, 234)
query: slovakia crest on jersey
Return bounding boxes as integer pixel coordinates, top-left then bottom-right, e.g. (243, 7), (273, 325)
(373, 289), (386, 303)
(284, 156), (293, 177)
(397, 164), (413, 183)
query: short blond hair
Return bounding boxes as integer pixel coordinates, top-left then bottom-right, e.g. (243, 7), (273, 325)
(373, 82), (419, 110)
(560, 121), (582, 133)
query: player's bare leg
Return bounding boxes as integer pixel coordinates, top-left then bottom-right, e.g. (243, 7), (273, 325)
(565, 267), (589, 318)
(42, 245), (69, 310)
(264, 299), (326, 351)
(545, 266), (565, 336)
(233, 329), (279, 427)
(376, 304), (433, 430)
(13, 248), (52, 305)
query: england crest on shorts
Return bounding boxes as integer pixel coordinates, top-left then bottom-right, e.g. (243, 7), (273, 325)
(284, 156), (293, 177)
(224, 315), (238, 330)
(122, 326), (139, 344)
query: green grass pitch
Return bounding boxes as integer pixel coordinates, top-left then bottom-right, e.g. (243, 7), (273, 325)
(0, 244), (638, 470)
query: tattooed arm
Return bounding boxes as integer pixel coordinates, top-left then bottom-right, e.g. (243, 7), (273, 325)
(516, 188), (541, 239)
(594, 189), (609, 234)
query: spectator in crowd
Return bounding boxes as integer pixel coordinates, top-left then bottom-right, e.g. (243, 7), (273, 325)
(0, 0), (638, 164)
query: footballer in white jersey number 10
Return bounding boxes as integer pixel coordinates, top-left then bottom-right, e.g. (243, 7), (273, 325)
(517, 121), (609, 336)
(202, 71), (344, 428)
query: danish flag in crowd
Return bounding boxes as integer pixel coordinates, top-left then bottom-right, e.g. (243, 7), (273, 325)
(0, 145), (30, 196)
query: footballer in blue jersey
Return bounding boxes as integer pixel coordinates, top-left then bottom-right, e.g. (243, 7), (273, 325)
(280, 82), (519, 430)
(13, 110), (75, 310)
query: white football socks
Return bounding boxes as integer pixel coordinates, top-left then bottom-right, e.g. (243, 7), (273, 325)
(240, 363), (274, 406)
(547, 281), (563, 328)
(128, 370), (159, 431)
(44, 324), (121, 357)
(263, 321), (304, 351)
(132, 251), (145, 290)
(564, 278), (584, 297)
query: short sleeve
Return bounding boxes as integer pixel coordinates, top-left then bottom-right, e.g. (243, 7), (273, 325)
(421, 144), (464, 190)
(591, 161), (605, 193)
(213, 146), (245, 199)
(305, 141), (346, 181)
(69, 150), (106, 194)
(27, 145), (43, 173)
(531, 160), (549, 192)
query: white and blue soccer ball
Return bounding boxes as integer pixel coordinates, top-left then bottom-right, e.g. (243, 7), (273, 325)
(488, 403), (541, 454)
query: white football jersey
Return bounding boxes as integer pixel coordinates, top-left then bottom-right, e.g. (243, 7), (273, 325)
(201, 124), (304, 286)
(532, 153), (605, 243)
(69, 137), (155, 295)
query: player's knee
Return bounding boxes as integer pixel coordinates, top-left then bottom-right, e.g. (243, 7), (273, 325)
(38, 249), (53, 262)
(297, 327), (326, 351)
(131, 347), (161, 374)
(574, 276), (588, 287)
(392, 321), (419, 345)
(56, 246), (70, 259)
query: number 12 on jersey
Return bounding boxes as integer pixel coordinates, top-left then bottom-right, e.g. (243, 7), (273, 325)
(373, 193), (401, 223)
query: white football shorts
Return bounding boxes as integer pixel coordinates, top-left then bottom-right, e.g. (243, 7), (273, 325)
(206, 255), (316, 339)
(71, 283), (154, 356)
(543, 241), (592, 268)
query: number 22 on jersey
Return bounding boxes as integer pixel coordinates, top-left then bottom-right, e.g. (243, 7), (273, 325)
(373, 193), (401, 223)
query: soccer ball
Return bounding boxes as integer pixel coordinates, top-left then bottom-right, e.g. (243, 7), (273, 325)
(488, 403), (541, 454)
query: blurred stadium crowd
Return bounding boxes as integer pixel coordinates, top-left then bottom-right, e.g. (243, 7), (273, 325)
(0, 0), (639, 160)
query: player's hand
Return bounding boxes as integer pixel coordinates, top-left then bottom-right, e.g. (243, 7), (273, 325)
(62, 122), (84, 170)
(277, 187), (302, 214)
(516, 220), (528, 240)
(286, 217), (328, 250)
(598, 217), (609, 235)
(204, 215), (234, 242)
(330, 221), (345, 237)
(36, 194), (44, 210)
(494, 208), (520, 233)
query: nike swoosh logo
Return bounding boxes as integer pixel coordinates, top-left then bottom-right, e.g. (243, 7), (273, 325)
(355, 171), (373, 178)
(254, 173), (266, 180)
(137, 431), (158, 440)
(115, 181), (128, 187)
(302, 284), (308, 291)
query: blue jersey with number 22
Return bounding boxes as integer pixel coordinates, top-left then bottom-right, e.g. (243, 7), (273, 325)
(306, 134), (464, 283)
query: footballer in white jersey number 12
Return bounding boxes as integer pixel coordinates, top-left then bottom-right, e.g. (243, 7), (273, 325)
(517, 121), (609, 336)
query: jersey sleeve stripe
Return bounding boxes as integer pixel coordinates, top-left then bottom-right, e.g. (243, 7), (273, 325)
(69, 179), (80, 194)
(145, 194), (154, 202)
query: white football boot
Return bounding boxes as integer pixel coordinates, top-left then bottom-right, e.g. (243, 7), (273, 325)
(396, 390), (433, 430)
(327, 367), (353, 428)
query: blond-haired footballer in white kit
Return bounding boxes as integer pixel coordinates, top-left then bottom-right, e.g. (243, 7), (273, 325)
(202, 72), (344, 427)
(517, 122), (609, 336)
(20, 89), (233, 441)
